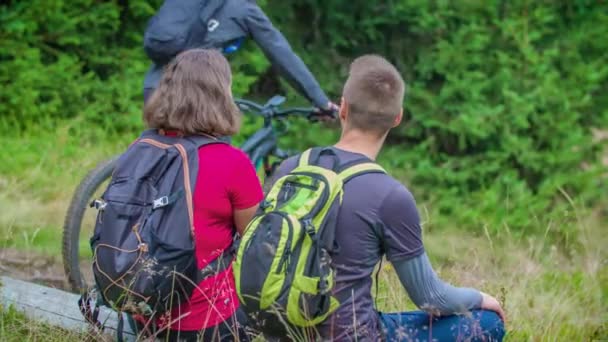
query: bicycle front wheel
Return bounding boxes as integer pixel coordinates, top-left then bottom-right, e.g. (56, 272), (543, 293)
(62, 156), (118, 293)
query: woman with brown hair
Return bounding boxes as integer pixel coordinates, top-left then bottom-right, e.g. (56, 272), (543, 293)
(144, 48), (263, 341)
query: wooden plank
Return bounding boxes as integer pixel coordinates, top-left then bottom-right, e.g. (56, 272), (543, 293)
(0, 276), (136, 340)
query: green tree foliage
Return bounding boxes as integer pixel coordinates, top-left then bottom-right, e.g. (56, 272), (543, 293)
(1, 0), (606, 233)
(0, 0), (161, 131)
(266, 0), (608, 231)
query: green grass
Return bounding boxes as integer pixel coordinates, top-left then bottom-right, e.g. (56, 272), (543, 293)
(0, 122), (133, 256)
(0, 305), (85, 342)
(375, 214), (607, 340)
(0, 122), (606, 341)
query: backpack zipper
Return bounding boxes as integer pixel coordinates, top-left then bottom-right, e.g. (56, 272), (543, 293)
(100, 198), (150, 207)
(276, 246), (291, 274)
(139, 139), (195, 235)
(288, 171), (331, 223)
(285, 179), (318, 191)
(272, 212), (294, 274)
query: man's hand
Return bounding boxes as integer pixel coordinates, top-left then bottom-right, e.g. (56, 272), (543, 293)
(481, 291), (506, 323)
(313, 101), (339, 122)
(325, 101), (339, 112)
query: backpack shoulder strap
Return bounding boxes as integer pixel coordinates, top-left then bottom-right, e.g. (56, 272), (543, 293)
(298, 148), (313, 167)
(298, 147), (340, 171)
(338, 161), (386, 183)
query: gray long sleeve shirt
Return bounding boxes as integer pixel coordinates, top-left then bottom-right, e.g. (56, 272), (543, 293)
(274, 147), (482, 341)
(393, 252), (482, 315)
(143, 0), (329, 108)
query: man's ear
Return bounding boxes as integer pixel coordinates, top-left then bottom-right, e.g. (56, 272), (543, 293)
(339, 97), (348, 121)
(393, 108), (403, 127)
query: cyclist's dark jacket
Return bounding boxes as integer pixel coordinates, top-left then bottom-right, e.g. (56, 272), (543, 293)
(143, 0), (329, 108)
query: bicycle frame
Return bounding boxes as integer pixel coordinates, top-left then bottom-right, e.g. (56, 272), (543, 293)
(237, 96), (308, 175)
(240, 125), (277, 168)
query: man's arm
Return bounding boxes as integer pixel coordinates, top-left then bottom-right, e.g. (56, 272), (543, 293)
(380, 186), (483, 316)
(244, 1), (330, 109)
(392, 252), (482, 315)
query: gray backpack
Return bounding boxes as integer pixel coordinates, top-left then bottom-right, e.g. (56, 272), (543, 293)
(88, 129), (229, 316)
(143, 0), (226, 64)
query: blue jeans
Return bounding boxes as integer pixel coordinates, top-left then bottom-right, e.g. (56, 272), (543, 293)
(379, 310), (505, 342)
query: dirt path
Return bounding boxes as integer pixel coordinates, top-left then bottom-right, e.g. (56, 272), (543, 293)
(0, 248), (69, 290)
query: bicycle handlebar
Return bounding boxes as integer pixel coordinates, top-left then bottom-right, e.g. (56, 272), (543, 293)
(234, 98), (325, 121)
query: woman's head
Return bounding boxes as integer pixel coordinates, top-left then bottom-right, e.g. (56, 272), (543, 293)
(143, 49), (241, 136)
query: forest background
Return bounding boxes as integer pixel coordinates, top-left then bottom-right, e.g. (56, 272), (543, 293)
(0, 1), (606, 340)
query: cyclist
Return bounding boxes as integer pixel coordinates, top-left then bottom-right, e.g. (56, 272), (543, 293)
(143, 0), (337, 113)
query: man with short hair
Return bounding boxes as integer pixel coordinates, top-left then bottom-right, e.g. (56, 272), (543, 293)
(273, 55), (506, 341)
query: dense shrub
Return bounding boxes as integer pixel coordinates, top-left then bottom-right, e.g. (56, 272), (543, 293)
(0, 0), (606, 233)
(0, 0), (155, 132)
(266, 0), (608, 233)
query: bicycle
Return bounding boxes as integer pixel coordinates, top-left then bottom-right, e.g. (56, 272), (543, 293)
(62, 95), (326, 293)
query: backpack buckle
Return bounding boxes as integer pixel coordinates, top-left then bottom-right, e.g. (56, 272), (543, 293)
(90, 199), (107, 211)
(318, 277), (331, 294)
(303, 219), (315, 236)
(152, 196), (169, 209)
(260, 199), (272, 210)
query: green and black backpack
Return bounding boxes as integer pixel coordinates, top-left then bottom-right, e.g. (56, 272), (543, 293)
(233, 147), (385, 336)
